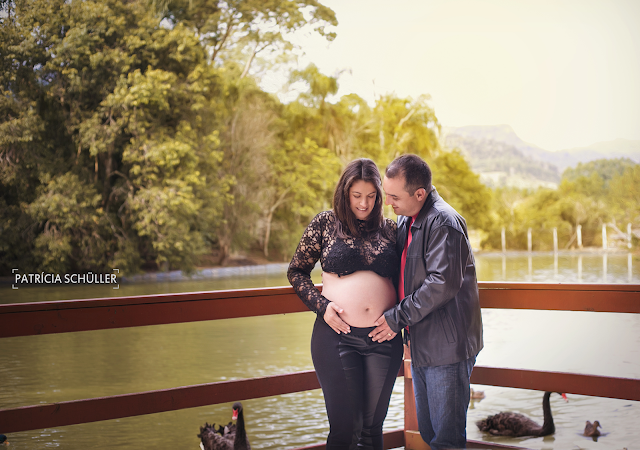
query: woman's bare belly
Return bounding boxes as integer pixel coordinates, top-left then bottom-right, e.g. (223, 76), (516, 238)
(321, 271), (397, 327)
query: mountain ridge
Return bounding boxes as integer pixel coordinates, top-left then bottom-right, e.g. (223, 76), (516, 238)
(442, 125), (640, 188)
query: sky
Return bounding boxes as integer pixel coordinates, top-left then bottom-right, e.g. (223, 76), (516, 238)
(263, 0), (640, 152)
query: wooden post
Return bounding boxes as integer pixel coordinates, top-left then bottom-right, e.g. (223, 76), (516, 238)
(602, 224), (607, 250)
(527, 228), (532, 252)
(603, 253), (608, 282)
(628, 223), (633, 249)
(577, 224), (583, 249)
(553, 227), (558, 253)
(501, 227), (506, 253)
(629, 253), (633, 283)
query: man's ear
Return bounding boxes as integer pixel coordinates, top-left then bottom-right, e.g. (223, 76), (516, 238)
(415, 187), (427, 201)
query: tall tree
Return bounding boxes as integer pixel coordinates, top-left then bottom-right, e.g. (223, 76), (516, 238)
(373, 93), (440, 166)
(213, 74), (279, 264)
(431, 149), (493, 232)
(0, 0), (227, 274)
(155, 0), (337, 76)
(261, 137), (340, 257)
(609, 165), (640, 226)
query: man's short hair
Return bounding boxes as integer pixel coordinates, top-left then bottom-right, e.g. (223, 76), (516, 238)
(385, 154), (432, 195)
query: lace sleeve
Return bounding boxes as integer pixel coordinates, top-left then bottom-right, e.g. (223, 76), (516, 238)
(385, 217), (398, 242)
(287, 212), (331, 316)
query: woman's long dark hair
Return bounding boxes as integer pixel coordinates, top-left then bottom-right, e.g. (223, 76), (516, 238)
(333, 158), (390, 240)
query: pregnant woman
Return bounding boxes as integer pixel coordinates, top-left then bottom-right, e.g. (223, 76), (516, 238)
(288, 158), (403, 450)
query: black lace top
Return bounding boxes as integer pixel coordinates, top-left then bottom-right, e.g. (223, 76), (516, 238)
(287, 210), (399, 316)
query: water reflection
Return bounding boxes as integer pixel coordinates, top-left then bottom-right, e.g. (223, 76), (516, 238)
(578, 255), (583, 281)
(475, 251), (639, 284)
(3, 252), (638, 304)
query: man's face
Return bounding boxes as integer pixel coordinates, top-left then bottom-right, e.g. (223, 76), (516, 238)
(383, 175), (425, 217)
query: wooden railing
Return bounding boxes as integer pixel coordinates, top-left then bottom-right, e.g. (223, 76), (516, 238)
(1, 282), (639, 449)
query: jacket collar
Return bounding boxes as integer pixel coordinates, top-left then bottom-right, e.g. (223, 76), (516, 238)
(401, 187), (439, 230)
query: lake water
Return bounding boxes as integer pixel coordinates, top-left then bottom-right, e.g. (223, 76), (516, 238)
(1, 251), (639, 449)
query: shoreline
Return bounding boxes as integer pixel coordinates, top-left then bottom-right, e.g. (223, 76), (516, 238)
(121, 262), (290, 284)
(474, 247), (637, 256)
(1, 248), (637, 286)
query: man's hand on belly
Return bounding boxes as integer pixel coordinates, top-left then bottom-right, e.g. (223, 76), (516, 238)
(369, 314), (397, 342)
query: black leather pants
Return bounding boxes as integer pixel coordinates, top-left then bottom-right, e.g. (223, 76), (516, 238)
(311, 317), (404, 450)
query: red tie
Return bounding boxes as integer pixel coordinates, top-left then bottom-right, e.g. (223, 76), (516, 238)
(398, 216), (415, 302)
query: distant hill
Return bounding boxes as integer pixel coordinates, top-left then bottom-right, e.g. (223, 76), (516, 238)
(442, 125), (560, 189)
(442, 125), (640, 188)
(443, 124), (549, 159)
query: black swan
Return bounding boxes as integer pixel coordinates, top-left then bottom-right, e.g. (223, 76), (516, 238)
(198, 402), (251, 450)
(583, 420), (601, 437)
(476, 391), (567, 437)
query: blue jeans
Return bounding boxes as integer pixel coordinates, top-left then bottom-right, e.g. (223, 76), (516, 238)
(411, 356), (476, 450)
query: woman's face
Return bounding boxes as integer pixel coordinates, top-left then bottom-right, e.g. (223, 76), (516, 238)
(349, 179), (377, 220)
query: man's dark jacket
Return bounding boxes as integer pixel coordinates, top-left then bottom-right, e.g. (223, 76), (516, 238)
(384, 188), (484, 368)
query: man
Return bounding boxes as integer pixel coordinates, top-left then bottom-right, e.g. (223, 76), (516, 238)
(369, 154), (483, 450)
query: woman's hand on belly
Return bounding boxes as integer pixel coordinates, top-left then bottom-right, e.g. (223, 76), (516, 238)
(323, 302), (351, 334)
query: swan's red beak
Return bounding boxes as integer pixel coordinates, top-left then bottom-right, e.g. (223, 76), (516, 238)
(232, 408), (239, 420)
(561, 393), (568, 402)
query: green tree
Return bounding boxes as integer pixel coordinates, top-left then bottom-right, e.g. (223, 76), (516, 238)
(26, 173), (113, 273)
(563, 158), (637, 187)
(555, 158), (636, 247)
(431, 149), (493, 232)
(481, 187), (530, 250)
(285, 64), (345, 160)
(609, 165), (640, 225)
(283, 66), (491, 240)
(155, 0), (337, 77)
(290, 63), (339, 109)
(261, 137), (340, 257)
(373, 94), (440, 166)
(105, 66), (226, 271)
(213, 74), (279, 264)
(0, 0), (226, 274)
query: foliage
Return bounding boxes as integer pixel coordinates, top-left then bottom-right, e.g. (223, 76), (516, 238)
(154, 0), (337, 77)
(609, 165), (640, 224)
(27, 172), (113, 273)
(562, 158), (637, 187)
(284, 67), (493, 239)
(263, 137), (341, 256)
(1, 0), (227, 274)
(213, 73), (278, 264)
(0, 0), (341, 274)
(2, 0), (636, 277)
(431, 149), (493, 232)
(482, 158), (640, 250)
